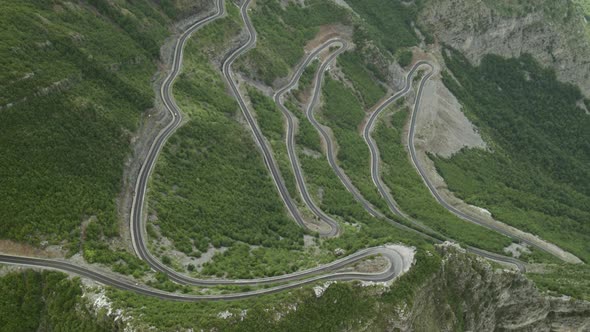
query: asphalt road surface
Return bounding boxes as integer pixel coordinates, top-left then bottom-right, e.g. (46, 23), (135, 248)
(273, 39), (347, 237)
(0, 0), (535, 302)
(406, 65), (567, 262)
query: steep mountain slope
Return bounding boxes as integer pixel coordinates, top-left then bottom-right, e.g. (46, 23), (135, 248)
(433, 50), (590, 262)
(1, 0), (589, 330)
(0, 0), (211, 269)
(395, 245), (590, 331)
(406, 0), (590, 262)
(419, 0), (590, 97)
(3, 245), (586, 331)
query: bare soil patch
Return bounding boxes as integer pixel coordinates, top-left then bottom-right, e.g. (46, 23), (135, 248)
(404, 57), (582, 264)
(304, 24), (352, 52)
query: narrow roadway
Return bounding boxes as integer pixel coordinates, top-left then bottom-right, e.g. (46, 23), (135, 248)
(304, 42), (387, 220)
(363, 63), (427, 218)
(0, 0), (410, 300)
(0, 0), (535, 300)
(299, 48), (526, 271)
(406, 66), (576, 261)
(0, 246), (404, 301)
(220, 0), (326, 236)
(273, 39), (347, 237)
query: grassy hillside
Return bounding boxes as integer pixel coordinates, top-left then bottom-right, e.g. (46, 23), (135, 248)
(0, 270), (116, 331)
(107, 249), (442, 331)
(0, 0), (198, 271)
(147, 4), (321, 278)
(374, 109), (512, 252)
(434, 49), (590, 262)
(240, 0), (351, 85)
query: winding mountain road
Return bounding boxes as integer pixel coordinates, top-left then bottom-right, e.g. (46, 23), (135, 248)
(363, 63), (427, 218)
(220, 0), (329, 236)
(0, 0), (411, 301)
(0, 0), (539, 301)
(297, 47), (526, 271)
(303, 42), (389, 220)
(273, 39), (347, 237)
(406, 65), (578, 262)
(0, 246), (405, 301)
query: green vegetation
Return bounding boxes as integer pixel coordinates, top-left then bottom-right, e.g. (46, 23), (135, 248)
(482, 0), (579, 20)
(0, 0), (180, 269)
(293, 59), (319, 102)
(0, 270), (115, 331)
(247, 88), (298, 200)
(344, 0), (421, 54)
(374, 108), (512, 252)
(434, 49), (590, 262)
(338, 51), (386, 106)
(242, 0), (350, 85)
(201, 243), (330, 279)
(575, 0), (590, 14)
(286, 101), (428, 253)
(575, 0), (590, 18)
(149, 8), (315, 276)
(290, 101), (323, 153)
(318, 76), (393, 217)
(397, 49), (414, 67)
(107, 248), (442, 331)
(528, 263), (590, 301)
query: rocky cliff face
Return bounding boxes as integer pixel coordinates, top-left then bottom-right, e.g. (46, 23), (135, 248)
(419, 0), (590, 97)
(392, 245), (590, 331)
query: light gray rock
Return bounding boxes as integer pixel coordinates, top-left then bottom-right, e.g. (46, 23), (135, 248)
(419, 0), (590, 97)
(390, 245), (590, 331)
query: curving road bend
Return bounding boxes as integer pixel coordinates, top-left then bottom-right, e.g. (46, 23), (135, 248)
(360, 64), (526, 271)
(406, 64), (573, 263)
(362, 62), (440, 237)
(128, 0), (229, 285)
(131, 0), (364, 286)
(303, 42), (390, 220)
(301, 47), (441, 241)
(302, 53), (527, 271)
(272, 39), (348, 238)
(0, 246), (405, 301)
(0, 0), (531, 301)
(0, 0), (412, 301)
(363, 62), (429, 218)
(219, 0), (329, 236)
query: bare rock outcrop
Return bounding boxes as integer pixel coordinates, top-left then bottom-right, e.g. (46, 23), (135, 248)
(393, 244), (590, 331)
(419, 0), (590, 97)
(413, 74), (487, 158)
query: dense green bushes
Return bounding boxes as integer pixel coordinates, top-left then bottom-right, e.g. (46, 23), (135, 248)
(374, 109), (511, 252)
(0, 0), (173, 259)
(287, 99), (427, 253)
(435, 49), (590, 261)
(148, 12), (310, 274)
(318, 76), (392, 216)
(242, 0), (350, 85)
(338, 51), (386, 106)
(528, 263), (590, 301)
(0, 270), (115, 331)
(397, 49), (414, 67)
(344, 0), (421, 54)
(247, 88), (298, 199)
(294, 60), (319, 101)
(201, 243), (330, 279)
(106, 247), (442, 331)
